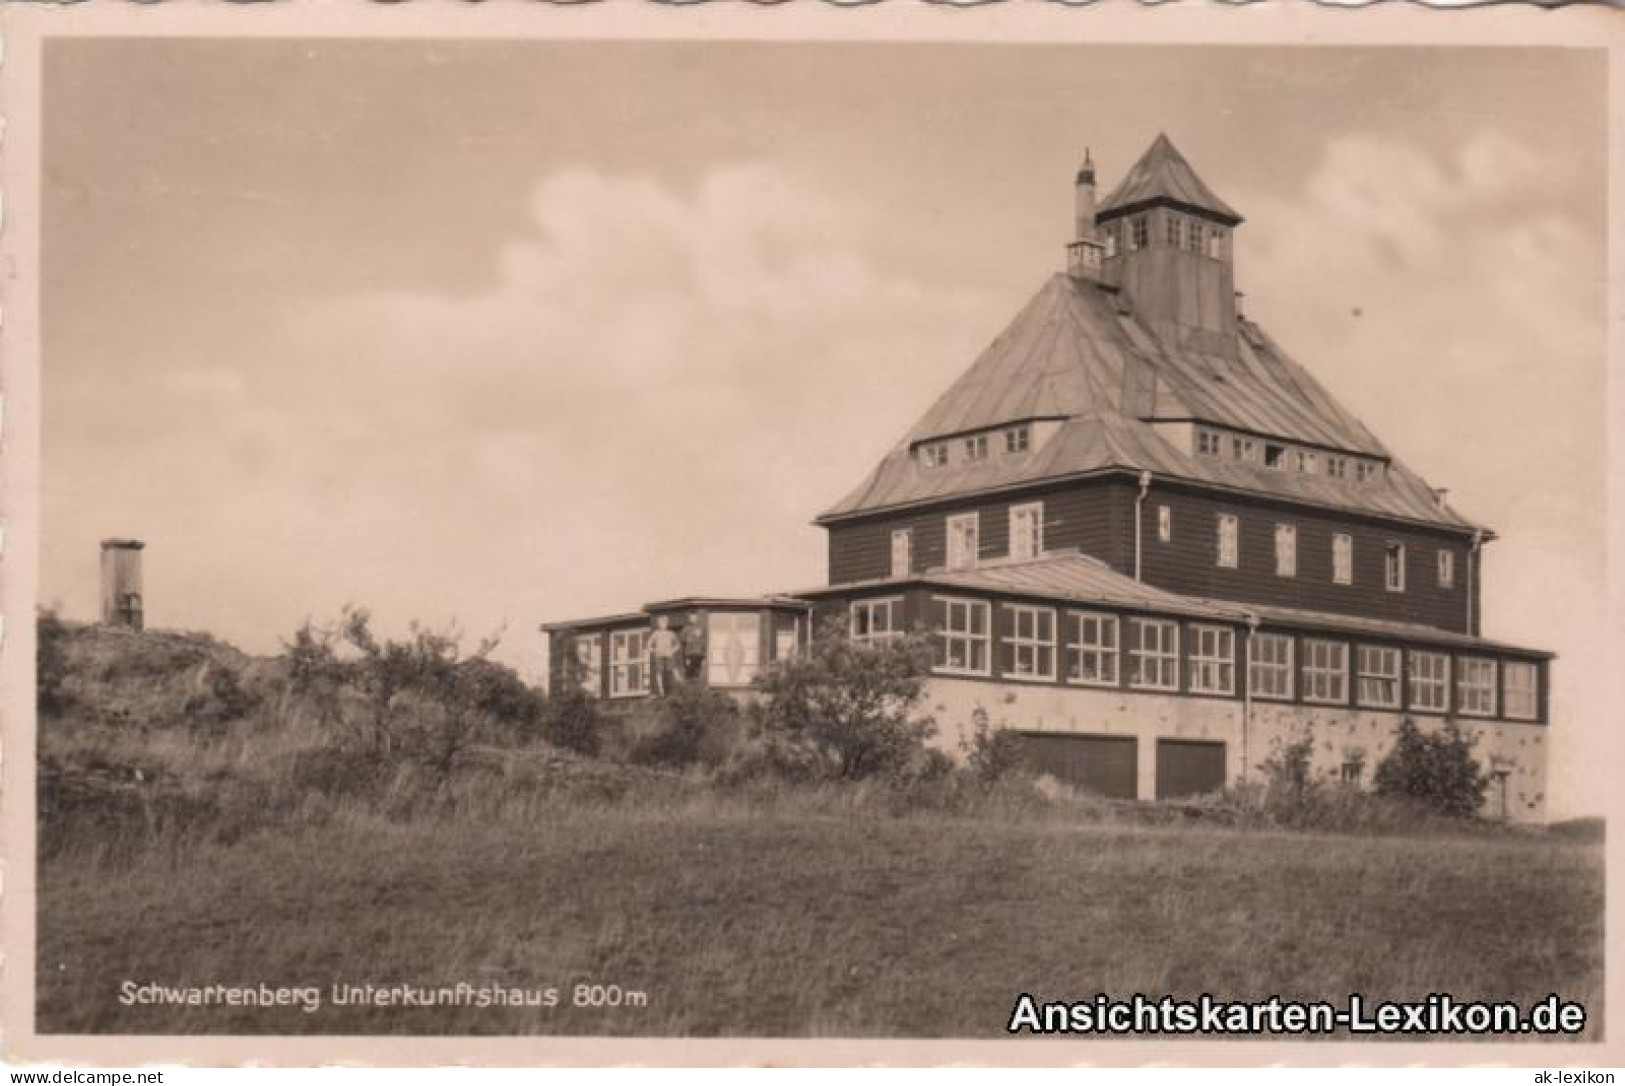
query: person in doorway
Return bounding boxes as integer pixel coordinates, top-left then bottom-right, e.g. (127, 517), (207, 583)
(681, 611), (707, 683)
(648, 615), (680, 697)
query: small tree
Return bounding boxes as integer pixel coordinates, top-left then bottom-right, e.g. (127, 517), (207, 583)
(960, 705), (1025, 786)
(632, 681), (739, 768)
(753, 616), (937, 781)
(1372, 718), (1489, 818)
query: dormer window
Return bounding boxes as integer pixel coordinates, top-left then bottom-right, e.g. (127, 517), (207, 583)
(1231, 436), (1256, 463)
(1356, 460), (1378, 484)
(1005, 425), (1031, 454)
(964, 434), (989, 461)
(1264, 443), (1287, 470)
(1326, 455), (1348, 480)
(921, 443), (949, 469)
(1196, 428), (1223, 457)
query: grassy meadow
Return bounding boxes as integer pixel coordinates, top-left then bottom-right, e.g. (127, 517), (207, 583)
(35, 623), (1605, 1038)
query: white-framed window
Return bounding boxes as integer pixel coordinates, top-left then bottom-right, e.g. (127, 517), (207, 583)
(1196, 428), (1224, 456)
(1504, 661), (1539, 721)
(1065, 611), (1119, 687)
(890, 529), (912, 578)
(1409, 650), (1450, 712)
(1190, 625), (1236, 695)
(1232, 436), (1256, 463)
(1131, 216), (1149, 250)
(1264, 443), (1287, 470)
(1216, 513), (1239, 569)
(1332, 533), (1353, 586)
(1128, 618), (1179, 691)
(1457, 657), (1497, 717)
(936, 596), (991, 675)
(1165, 213), (1182, 248)
(1357, 644), (1401, 709)
(1005, 425), (1031, 454)
(1326, 455), (1348, 480)
(1437, 549), (1455, 589)
(1009, 502), (1044, 561)
(1297, 450), (1319, 475)
(609, 629), (649, 697)
(1004, 604), (1056, 681)
(707, 611), (762, 686)
(1303, 639), (1349, 704)
(964, 434), (989, 461)
(1184, 218), (1206, 253)
(850, 597), (904, 645)
(946, 512), (980, 571)
(1385, 543), (1406, 592)
(1157, 504), (1173, 543)
(1250, 632), (1295, 701)
(1206, 227), (1226, 260)
(1274, 523), (1297, 577)
(573, 636), (602, 695)
(921, 443), (948, 469)
(1356, 460), (1378, 484)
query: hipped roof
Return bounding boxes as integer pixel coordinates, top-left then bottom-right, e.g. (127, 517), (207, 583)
(819, 274), (1477, 533)
(1096, 133), (1243, 225)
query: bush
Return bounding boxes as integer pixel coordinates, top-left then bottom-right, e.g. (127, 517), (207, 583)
(536, 686), (604, 757)
(959, 706), (1026, 787)
(1258, 728), (1321, 819)
(752, 617), (937, 782)
(1372, 718), (1489, 819)
(38, 607), (72, 717)
(631, 682), (738, 768)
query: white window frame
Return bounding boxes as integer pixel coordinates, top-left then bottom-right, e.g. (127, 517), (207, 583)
(609, 629), (649, 698)
(964, 434), (989, 461)
(1326, 455), (1348, 480)
(921, 443), (948, 469)
(1274, 523), (1298, 578)
(1356, 460), (1378, 484)
(935, 596), (991, 676)
(1408, 650), (1450, 713)
(1008, 502), (1045, 561)
(1264, 443), (1287, 470)
(1189, 624), (1236, 695)
(1131, 215), (1148, 250)
(1297, 450), (1319, 475)
(1216, 513), (1239, 569)
(1128, 618), (1180, 691)
(1302, 639), (1349, 705)
(573, 636), (602, 695)
(1332, 533), (1353, 586)
(850, 597), (904, 645)
(890, 529), (912, 578)
(1157, 504), (1172, 543)
(1504, 661), (1539, 721)
(1005, 425), (1031, 454)
(1356, 644), (1401, 709)
(1232, 436), (1256, 463)
(1065, 611), (1120, 687)
(1003, 604), (1057, 682)
(1385, 543), (1406, 593)
(946, 512), (980, 571)
(1250, 632), (1295, 701)
(1457, 656), (1497, 718)
(1437, 549), (1455, 589)
(1196, 428), (1224, 457)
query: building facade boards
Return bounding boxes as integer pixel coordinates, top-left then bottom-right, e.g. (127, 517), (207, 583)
(543, 135), (1553, 821)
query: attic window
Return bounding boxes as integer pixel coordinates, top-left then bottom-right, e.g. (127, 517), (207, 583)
(1005, 425), (1031, 454)
(1196, 428), (1223, 457)
(1326, 455), (1349, 480)
(1297, 450), (1318, 475)
(921, 443), (949, 469)
(964, 434), (989, 462)
(1231, 436), (1256, 463)
(1356, 460), (1379, 484)
(1264, 443), (1287, 470)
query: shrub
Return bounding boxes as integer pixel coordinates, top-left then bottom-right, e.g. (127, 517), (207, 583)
(1372, 718), (1489, 819)
(631, 681), (738, 768)
(38, 607), (72, 717)
(752, 617), (937, 782)
(536, 686), (604, 757)
(959, 706), (1025, 787)
(1258, 728), (1321, 817)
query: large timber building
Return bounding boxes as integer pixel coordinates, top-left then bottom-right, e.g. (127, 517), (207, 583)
(543, 134), (1553, 820)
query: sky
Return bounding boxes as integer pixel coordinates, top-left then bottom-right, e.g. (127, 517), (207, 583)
(41, 41), (1608, 814)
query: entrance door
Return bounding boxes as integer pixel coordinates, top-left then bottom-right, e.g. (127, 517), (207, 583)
(1010, 733), (1137, 799)
(1155, 739), (1227, 799)
(707, 612), (762, 687)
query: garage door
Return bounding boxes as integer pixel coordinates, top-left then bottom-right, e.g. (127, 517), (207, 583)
(1155, 739), (1227, 799)
(1011, 733), (1137, 800)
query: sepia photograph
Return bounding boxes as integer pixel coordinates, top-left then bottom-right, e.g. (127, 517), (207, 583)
(3, 5), (1619, 1068)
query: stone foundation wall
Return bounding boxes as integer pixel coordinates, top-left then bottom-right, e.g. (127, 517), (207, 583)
(923, 677), (1548, 822)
